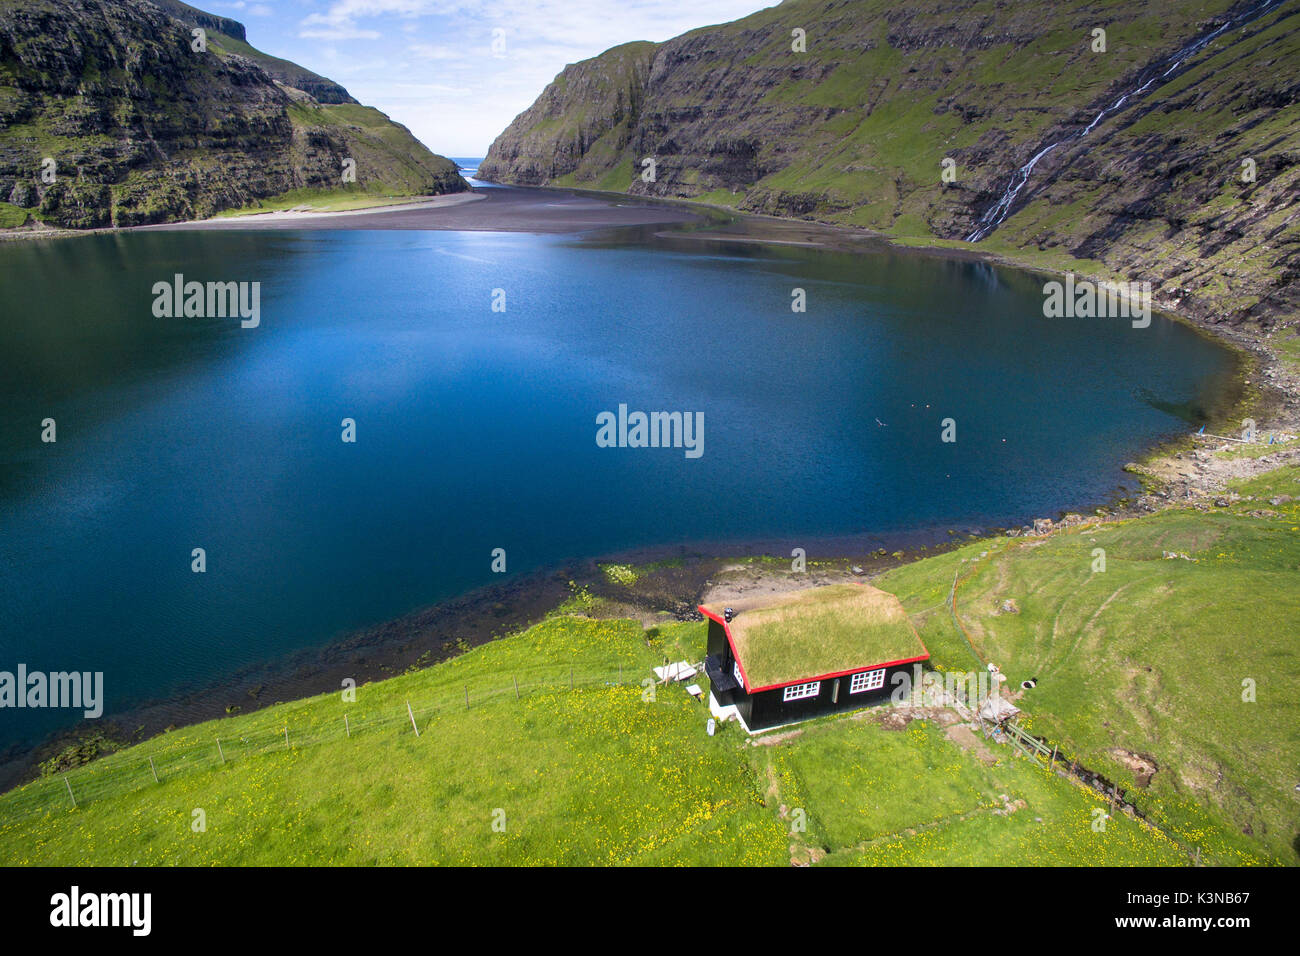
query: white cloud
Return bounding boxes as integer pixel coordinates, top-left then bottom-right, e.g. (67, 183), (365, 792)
(211, 0), (272, 13)
(299, 0), (443, 38)
(283, 0), (778, 154)
(407, 42), (463, 61)
(300, 25), (384, 40)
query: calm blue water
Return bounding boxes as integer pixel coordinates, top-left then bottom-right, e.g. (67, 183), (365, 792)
(0, 221), (1237, 747)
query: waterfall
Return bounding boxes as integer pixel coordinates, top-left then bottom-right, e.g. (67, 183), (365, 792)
(966, 0), (1290, 242)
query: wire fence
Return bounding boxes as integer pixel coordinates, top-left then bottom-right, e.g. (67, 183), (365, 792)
(0, 660), (647, 824)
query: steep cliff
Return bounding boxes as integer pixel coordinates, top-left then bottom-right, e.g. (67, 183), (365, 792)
(479, 41), (657, 189)
(481, 0), (1300, 327)
(0, 0), (465, 228)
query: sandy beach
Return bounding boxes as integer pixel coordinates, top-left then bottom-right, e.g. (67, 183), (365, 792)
(142, 186), (706, 233)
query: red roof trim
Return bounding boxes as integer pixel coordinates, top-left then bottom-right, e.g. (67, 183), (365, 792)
(699, 605), (751, 692)
(698, 603), (931, 694)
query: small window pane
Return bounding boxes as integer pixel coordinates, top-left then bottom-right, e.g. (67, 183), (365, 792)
(850, 669), (886, 694)
(782, 681), (821, 701)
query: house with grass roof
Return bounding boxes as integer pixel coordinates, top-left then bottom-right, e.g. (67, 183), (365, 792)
(700, 583), (929, 733)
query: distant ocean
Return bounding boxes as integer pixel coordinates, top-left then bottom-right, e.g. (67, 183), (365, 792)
(451, 158), (488, 186)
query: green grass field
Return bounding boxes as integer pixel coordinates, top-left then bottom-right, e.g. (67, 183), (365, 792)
(770, 719), (1187, 866)
(1269, 329), (1300, 369)
(213, 187), (435, 218)
(874, 466), (1300, 865)
(0, 610), (1188, 865)
(0, 202), (31, 229)
(1, 471), (1295, 865)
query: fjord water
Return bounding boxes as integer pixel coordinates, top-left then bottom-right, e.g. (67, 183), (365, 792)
(0, 222), (1236, 748)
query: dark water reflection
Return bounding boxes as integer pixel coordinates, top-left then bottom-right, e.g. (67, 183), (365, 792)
(0, 225), (1240, 747)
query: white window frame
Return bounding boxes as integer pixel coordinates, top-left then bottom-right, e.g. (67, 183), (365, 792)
(850, 668), (886, 694)
(782, 681), (821, 702)
(732, 660), (744, 688)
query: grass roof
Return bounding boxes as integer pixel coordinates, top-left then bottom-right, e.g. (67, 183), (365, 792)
(704, 583), (928, 690)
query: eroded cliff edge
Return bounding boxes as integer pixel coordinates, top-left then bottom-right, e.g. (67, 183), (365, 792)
(0, 0), (466, 227)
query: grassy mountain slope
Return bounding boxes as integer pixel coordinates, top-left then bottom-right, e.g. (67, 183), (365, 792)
(0, 616), (1210, 866)
(480, 0), (1299, 329)
(0, 0), (465, 228)
(2, 457), (1295, 864)
(879, 460), (1300, 865)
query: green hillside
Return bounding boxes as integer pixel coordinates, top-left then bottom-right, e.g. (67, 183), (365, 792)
(877, 462), (1300, 864)
(0, 0), (465, 229)
(4, 462), (1295, 865)
(0, 616), (1199, 866)
(480, 0), (1300, 329)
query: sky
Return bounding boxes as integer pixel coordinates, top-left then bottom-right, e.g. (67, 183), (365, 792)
(204, 0), (778, 157)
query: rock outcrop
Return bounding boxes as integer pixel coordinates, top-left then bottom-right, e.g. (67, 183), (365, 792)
(0, 0), (466, 228)
(481, 41), (656, 188)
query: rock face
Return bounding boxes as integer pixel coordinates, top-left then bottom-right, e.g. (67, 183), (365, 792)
(481, 41), (656, 188)
(481, 0), (1300, 328)
(0, 0), (466, 227)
